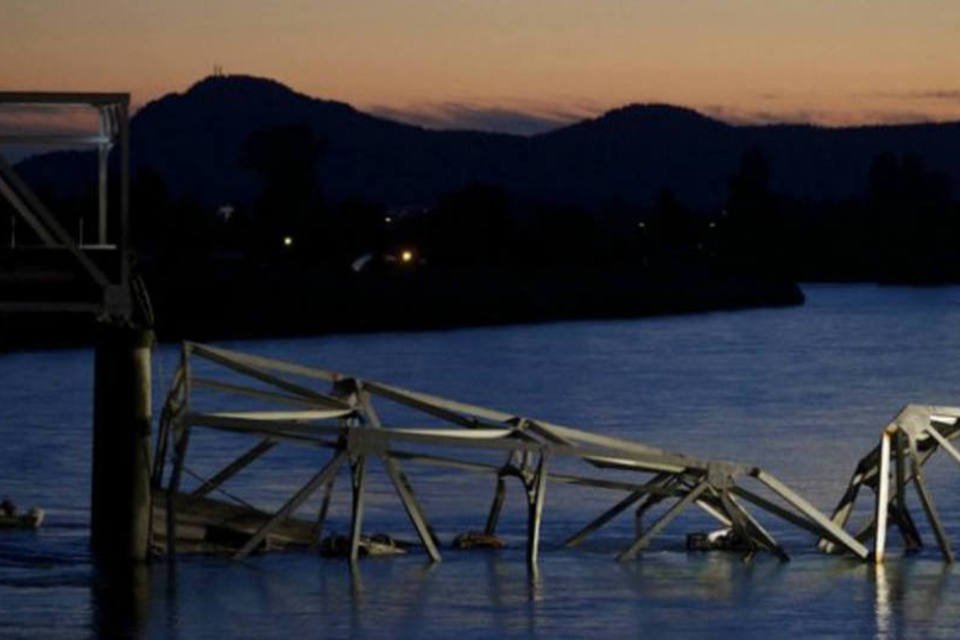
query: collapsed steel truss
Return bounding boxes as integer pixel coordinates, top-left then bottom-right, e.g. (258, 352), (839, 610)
(821, 404), (960, 563)
(153, 343), (870, 564)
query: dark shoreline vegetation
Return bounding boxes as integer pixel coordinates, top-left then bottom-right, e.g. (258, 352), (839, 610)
(0, 258), (804, 352)
(145, 265), (805, 342)
(1, 147), (806, 350)
(4, 75), (959, 349)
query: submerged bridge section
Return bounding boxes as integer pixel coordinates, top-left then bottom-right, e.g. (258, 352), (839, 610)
(821, 404), (960, 564)
(153, 343), (871, 564)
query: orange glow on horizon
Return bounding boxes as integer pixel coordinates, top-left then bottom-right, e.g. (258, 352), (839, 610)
(2, 1), (959, 129)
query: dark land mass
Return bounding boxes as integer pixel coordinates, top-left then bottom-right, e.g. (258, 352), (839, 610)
(0, 265), (803, 352)
(5, 74), (960, 346)
(16, 75), (960, 211)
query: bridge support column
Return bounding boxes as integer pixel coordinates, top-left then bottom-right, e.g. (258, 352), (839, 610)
(91, 325), (154, 564)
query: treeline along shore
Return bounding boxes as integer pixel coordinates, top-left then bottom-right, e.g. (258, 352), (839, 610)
(123, 130), (807, 342)
(0, 152), (803, 348)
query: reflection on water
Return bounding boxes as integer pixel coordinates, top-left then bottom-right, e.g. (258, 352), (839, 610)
(5, 285), (960, 637)
(870, 560), (955, 640)
(76, 553), (960, 639)
(91, 563), (151, 639)
(875, 563), (892, 640)
(5, 512), (960, 638)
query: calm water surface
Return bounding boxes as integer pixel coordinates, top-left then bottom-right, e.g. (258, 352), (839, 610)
(3, 284), (960, 638)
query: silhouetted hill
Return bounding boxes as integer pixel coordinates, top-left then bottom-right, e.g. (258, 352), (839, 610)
(128, 75), (534, 207)
(15, 75), (960, 210)
(532, 103), (738, 205)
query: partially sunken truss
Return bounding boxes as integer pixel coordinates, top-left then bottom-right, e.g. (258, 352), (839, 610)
(152, 342), (869, 564)
(821, 404), (960, 564)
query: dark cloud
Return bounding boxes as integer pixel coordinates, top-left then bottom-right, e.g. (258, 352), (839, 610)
(867, 89), (960, 102)
(855, 110), (938, 125)
(0, 104), (101, 162)
(702, 104), (939, 127)
(368, 102), (590, 135)
(0, 103), (98, 133)
(910, 90), (960, 101)
(701, 105), (824, 125)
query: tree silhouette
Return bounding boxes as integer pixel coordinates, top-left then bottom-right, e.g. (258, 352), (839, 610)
(721, 146), (784, 273)
(868, 152), (955, 280)
(651, 187), (695, 259)
(130, 167), (171, 254)
(242, 123), (325, 254)
(419, 183), (514, 267)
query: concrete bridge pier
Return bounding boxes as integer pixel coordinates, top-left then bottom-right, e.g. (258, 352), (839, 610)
(90, 325), (154, 564)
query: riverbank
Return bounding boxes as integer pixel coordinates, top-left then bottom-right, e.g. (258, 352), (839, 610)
(0, 263), (803, 350)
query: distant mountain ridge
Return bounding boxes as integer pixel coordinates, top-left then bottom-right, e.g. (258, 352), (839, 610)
(16, 75), (960, 210)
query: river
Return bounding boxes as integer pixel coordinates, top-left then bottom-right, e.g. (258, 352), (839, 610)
(3, 284), (960, 638)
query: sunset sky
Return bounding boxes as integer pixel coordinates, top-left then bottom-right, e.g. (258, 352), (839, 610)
(2, 0), (959, 132)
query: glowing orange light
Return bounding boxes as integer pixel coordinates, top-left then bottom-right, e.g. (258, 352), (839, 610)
(401, 250), (414, 263)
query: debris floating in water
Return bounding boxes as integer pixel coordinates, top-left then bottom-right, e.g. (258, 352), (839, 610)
(0, 497), (44, 530)
(686, 528), (753, 552)
(452, 531), (506, 550)
(319, 534), (408, 558)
